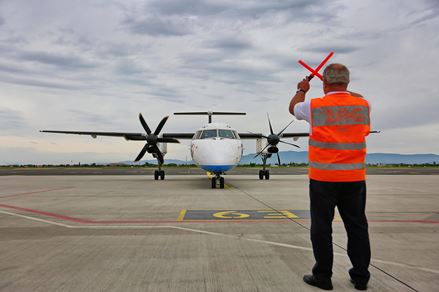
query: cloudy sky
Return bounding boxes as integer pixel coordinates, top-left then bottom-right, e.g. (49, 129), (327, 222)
(0, 0), (438, 164)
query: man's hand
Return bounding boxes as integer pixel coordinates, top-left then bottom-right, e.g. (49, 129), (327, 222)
(297, 78), (310, 93)
(290, 78), (310, 116)
(348, 91), (363, 98)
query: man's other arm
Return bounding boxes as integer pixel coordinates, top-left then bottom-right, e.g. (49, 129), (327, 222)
(348, 91), (363, 97)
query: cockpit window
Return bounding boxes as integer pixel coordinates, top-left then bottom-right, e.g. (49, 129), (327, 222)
(200, 129), (217, 139)
(193, 130), (202, 139)
(218, 129), (235, 139)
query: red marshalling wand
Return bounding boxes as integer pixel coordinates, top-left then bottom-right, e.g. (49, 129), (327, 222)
(298, 51), (334, 81)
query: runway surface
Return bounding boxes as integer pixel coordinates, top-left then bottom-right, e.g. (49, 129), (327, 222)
(1, 166), (439, 176)
(0, 174), (438, 291)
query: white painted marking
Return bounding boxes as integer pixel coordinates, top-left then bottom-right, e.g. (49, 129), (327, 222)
(371, 258), (439, 275)
(0, 210), (72, 228)
(1, 210), (438, 275)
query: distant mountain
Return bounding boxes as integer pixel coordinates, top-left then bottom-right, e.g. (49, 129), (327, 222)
(241, 151), (439, 165)
(365, 153), (439, 164)
(119, 151), (439, 165)
(118, 159), (194, 165)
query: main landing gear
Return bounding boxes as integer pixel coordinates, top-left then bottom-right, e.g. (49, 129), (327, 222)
(154, 170), (165, 180)
(258, 153), (271, 180)
(211, 174), (225, 189)
(259, 169), (270, 180)
(153, 163), (165, 180)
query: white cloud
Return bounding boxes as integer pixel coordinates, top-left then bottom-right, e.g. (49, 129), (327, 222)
(0, 0), (438, 164)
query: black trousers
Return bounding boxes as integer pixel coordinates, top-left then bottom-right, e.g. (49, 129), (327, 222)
(309, 179), (371, 284)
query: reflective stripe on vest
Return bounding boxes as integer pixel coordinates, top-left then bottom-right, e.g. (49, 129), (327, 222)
(309, 140), (366, 150)
(312, 105), (369, 126)
(309, 162), (366, 170)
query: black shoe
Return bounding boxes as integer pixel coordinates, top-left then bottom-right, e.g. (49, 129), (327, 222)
(303, 275), (333, 290)
(350, 279), (367, 290)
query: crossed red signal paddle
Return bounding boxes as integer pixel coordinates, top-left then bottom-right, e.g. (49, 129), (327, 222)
(298, 51), (334, 81)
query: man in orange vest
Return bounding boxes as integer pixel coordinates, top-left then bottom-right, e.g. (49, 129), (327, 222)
(289, 63), (371, 290)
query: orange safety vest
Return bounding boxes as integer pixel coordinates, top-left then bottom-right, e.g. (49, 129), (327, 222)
(309, 92), (370, 182)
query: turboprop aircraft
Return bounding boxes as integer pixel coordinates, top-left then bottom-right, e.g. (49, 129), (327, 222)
(41, 111), (309, 189)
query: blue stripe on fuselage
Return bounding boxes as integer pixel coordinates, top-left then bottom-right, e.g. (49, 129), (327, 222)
(200, 165), (234, 173)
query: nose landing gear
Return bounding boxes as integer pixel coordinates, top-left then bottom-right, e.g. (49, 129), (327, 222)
(211, 174), (225, 189)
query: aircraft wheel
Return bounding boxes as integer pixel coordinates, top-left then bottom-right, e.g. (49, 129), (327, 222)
(211, 177), (216, 189)
(264, 170), (270, 180)
(154, 170), (159, 180)
(219, 177), (225, 189)
(160, 170), (165, 180)
(259, 170), (264, 180)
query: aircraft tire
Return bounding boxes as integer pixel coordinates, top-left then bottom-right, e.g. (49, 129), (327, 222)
(259, 170), (264, 180)
(211, 177), (216, 189)
(264, 170), (270, 180)
(154, 170), (159, 180)
(219, 177), (225, 189)
(160, 170), (165, 180)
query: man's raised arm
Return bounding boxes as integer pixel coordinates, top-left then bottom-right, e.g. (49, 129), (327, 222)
(289, 78), (310, 116)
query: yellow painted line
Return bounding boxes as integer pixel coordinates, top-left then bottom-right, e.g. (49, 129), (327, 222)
(213, 211), (250, 219)
(256, 210), (299, 219)
(177, 209), (187, 222)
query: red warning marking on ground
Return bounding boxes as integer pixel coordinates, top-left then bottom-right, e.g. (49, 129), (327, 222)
(0, 203), (89, 224)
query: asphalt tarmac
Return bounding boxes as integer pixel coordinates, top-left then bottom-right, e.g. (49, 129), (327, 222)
(1, 166), (439, 176)
(0, 174), (438, 291)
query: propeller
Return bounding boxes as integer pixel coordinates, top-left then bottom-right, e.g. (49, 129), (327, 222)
(134, 113), (179, 164)
(254, 113), (300, 165)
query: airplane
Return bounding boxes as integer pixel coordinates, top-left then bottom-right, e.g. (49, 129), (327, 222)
(41, 111), (309, 189)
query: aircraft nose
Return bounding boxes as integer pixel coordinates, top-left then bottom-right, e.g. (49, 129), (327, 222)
(193, 140), (242, 171)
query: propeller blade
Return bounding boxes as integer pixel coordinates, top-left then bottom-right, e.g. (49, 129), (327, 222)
(254, 143), (270, 158)
(139, 113), (152, 135)
(279, 140), (300, 148)
(157, 137), (180, 143)
(134, 144), (149, 162)
(276, 152), (281, 166)
(153, 145), (164, 165)
(154, 116), (169, 135)
(267, 113), (274, 135)
(277, 120), (294, 136)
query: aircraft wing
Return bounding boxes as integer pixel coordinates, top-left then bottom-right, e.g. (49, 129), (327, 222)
(279, 132), (309, 138)
(239, 131), (380, 139)
(41, 130), (196, 141)
(40, 130), (147, 141)
(238, 132), (309, 139)
(162, 133), (195, 139)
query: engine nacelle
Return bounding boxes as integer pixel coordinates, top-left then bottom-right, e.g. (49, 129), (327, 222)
(256, 138), (268, 154)
(267, 146), (279, 153)
(159, 142), (167, 155)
